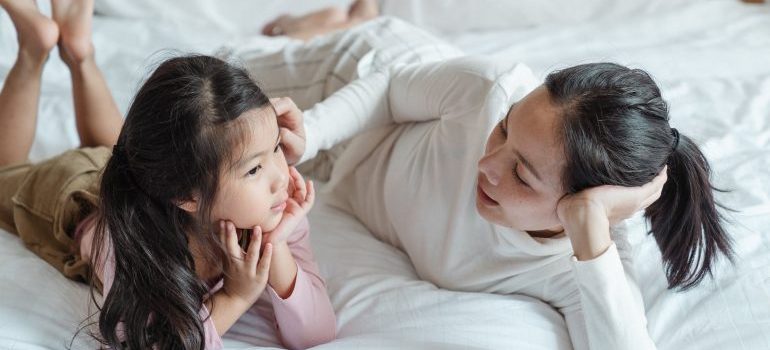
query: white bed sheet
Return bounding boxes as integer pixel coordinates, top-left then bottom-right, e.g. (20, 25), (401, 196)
(1, 0), (768, 349)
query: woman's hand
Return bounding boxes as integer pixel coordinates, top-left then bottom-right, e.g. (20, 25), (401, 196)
(218, 220), (273, 306)
(263, 166), (315, 245)
(272, 97), (306, 165)
(556, 166), (668, 260)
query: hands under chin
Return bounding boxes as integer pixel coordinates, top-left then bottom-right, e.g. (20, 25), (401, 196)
(262, 166), (315, 246)
(260, 166), (315, 298)
(556, 166), (668, 260)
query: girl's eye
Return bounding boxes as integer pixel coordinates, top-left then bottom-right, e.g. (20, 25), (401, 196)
(274, 143), (281, 153)
(247, 165), (262, 176)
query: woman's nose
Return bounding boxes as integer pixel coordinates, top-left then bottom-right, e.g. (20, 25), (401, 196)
(478, 152), (502, 186)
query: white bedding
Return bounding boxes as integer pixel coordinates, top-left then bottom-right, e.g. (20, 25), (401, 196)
(1, 0), (768, 349)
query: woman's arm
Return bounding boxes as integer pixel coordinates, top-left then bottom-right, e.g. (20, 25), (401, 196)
(298, 57), (539, 164)
(561, 216), (657, 350)
(556, 170), (668, 349)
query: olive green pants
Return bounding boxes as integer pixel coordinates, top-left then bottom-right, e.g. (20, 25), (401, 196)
(0, 147), (110, 284)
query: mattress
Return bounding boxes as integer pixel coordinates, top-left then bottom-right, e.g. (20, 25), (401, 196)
(1, 0), (768, 349)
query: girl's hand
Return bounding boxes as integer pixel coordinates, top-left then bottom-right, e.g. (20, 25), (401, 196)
(555, 167), (667, 260)
(556, 166), (668, 227)
(271, 97), (306, 166)
(263, 166), (315, 245)
(218, 220), (273, 306)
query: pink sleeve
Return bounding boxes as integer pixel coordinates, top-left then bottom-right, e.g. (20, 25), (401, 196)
(265, 217), (337, 350)
(83, 220), (224, 350)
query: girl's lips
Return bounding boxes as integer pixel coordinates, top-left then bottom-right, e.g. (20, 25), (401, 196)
(477, 182), (500, 206)
(271, 200), (287, 212)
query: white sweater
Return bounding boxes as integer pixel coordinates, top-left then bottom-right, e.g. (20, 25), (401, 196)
(300, 56), (657, 350)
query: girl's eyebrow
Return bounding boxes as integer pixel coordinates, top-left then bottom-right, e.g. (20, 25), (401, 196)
(237, 132), (281, 169)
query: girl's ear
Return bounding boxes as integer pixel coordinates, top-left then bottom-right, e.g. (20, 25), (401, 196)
(176, 196), (199, 213)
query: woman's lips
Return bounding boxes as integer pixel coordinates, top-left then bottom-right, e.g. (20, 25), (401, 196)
(476, 182), (500, 206)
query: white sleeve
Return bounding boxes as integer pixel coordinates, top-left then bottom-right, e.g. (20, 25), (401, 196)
(299, 57), (537, 164)
(567, 242), (657, 350)
(298, 70), (393, 164)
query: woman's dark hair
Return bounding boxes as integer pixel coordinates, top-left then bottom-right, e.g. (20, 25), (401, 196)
(90, 54), (270, 349)
(545, 62), (733, 290)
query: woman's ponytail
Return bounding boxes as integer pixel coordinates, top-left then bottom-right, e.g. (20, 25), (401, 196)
(546, 63), (734, 291)
(645, 130), (734, 290)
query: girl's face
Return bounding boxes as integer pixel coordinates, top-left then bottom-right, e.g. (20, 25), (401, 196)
(476, 85), (568, 236)
(212, 107), (290, 232)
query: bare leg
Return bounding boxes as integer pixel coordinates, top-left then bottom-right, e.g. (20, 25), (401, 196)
(53, 0), (122, 148)
(262, 0), (379, 42)
(0, 0), (58, 167)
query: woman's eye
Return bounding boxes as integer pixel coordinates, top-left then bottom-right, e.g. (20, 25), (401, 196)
(274, 144), (281, 153)
(513, 164), (529, 187)
(247, 165), (262, 176)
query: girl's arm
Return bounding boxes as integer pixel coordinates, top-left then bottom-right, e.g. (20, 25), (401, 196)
(259, 168), (335, 349)
(267, 217), (337, 350)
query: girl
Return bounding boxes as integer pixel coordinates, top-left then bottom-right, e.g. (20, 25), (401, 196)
(0, 1), (336, 349)
(242, 18), (733, 350)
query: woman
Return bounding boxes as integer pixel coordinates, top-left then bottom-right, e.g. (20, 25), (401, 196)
(243, 17), (733, 350)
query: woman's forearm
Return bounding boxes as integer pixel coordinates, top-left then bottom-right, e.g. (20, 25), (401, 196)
(562, 200), (613, 261)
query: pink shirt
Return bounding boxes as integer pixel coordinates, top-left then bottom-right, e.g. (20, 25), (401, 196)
(76, 214), (336, 349)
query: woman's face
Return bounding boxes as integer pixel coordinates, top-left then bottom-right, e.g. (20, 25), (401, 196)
(212, 107), (290, 233)
(476, 85), (567, 235)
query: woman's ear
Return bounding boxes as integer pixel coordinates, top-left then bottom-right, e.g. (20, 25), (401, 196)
(176, 196), (199, 213)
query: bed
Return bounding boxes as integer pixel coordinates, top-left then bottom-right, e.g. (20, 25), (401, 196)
(1, 0), (768, 349)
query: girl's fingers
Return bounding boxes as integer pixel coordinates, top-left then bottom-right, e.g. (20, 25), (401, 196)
(256, 243), (273, 284)
(218, 220), (227, 248)
(246, 226), (263, 265)
(304, 180), (315, 209)
(290, 167), (307, 201)
(225, 221), (243, 259)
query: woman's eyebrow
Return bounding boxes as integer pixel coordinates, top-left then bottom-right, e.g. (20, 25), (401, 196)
(514, 150), (543, 182)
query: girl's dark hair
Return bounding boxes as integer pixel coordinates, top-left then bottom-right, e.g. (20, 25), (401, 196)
(91, 54), (270, 349)
(545, 62), (733, 290)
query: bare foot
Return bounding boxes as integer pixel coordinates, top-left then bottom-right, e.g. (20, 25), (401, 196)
(0, 0), (59, 63)
(348, 0), (378, 22)
(51, 0), (94, 65)
(262, 0), (379, 41)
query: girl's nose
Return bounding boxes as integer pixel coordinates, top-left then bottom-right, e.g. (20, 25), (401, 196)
(271, 166), (289, 194)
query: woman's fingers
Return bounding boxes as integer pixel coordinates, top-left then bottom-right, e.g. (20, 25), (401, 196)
(280, 128), (305, 157)
(638, 165), (669, 208)
(271, 97), (303, 131)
